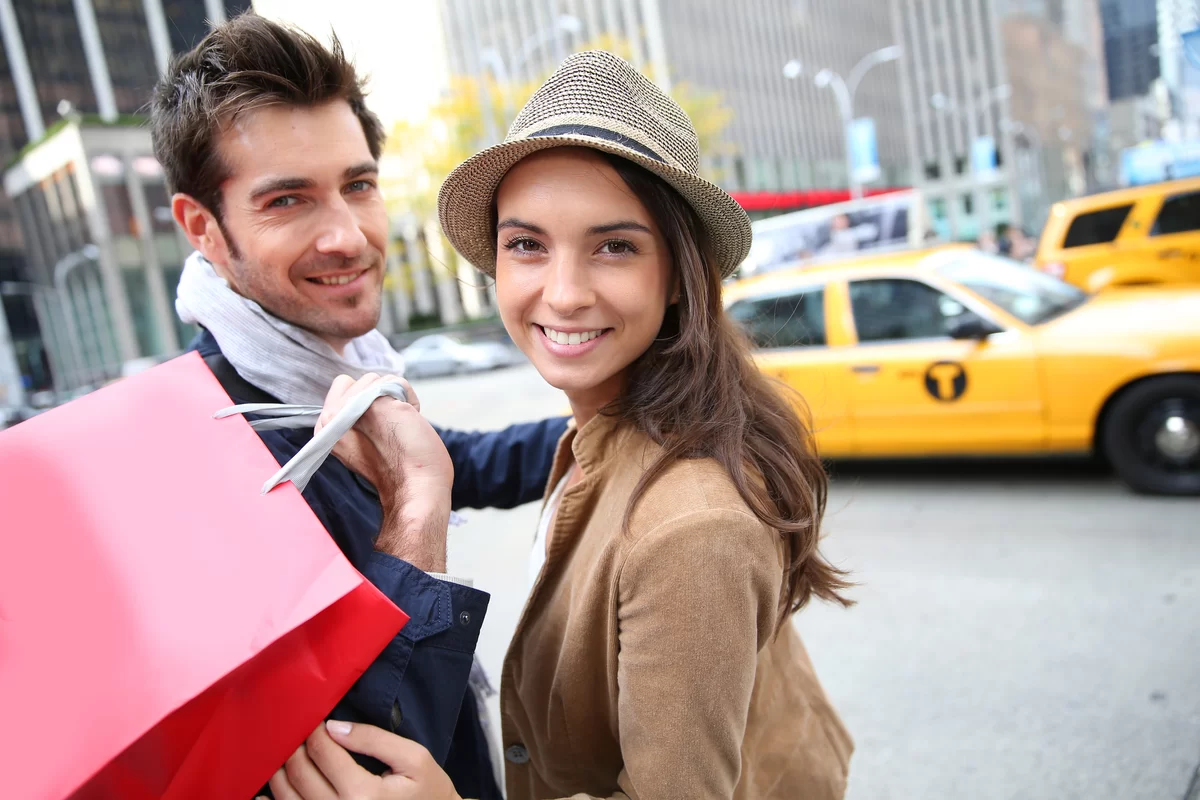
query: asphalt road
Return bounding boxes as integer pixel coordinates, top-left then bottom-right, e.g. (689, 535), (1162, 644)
(417, 364), (1200, 800)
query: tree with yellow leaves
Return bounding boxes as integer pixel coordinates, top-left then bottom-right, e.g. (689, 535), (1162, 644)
(381, 40), (736, 220)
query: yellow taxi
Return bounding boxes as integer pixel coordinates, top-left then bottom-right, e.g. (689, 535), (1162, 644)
(1034, 177), (1200, 291)
(724, 246), (1200, 495)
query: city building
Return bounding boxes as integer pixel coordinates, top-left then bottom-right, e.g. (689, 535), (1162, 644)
(1102, 0), (1161, 103)
(438, 0), (913, 211)
(891, 0), (1020, 240)
(1101, 0), (1163, 154)
(0, 0), (250, 400)
(1157, 0), (1200, 137)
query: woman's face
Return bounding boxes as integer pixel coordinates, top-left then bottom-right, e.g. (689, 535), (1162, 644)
(493, 148), (674, 405)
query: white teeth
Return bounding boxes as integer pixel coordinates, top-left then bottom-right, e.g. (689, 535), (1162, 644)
(541, 326), (604, 345)
(315, 273), (360, 286)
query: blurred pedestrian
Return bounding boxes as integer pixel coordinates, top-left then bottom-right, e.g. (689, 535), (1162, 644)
(996, 222), (1014, 256)
(151, 14), (566, 800)
(822, 212), (861, 255)
(291, 51), (854, 800)
(1010, 227), (1036, 261)
(977, 229), (998, 253)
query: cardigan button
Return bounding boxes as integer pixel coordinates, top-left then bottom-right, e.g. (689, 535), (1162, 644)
(505, 744), (530, 765)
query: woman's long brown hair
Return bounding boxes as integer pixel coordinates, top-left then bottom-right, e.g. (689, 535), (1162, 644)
(599, 153), (853, 626)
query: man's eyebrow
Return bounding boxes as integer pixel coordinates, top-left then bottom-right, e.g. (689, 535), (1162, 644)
(496, 218), (547, 234)
(587, 220), (653, 236)
(249, 177), (314, 202)
(344, 162), (378, 180)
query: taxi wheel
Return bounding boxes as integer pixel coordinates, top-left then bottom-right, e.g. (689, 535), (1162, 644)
(1102, 375), (1200, 496)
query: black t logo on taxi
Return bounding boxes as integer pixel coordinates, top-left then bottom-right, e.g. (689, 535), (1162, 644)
(924, 361), (967, 401)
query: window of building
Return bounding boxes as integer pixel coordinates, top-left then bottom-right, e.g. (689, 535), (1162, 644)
(727, 287), (827, 348)
(100, 182), (137, 237)
(141, 181), (177, 234)
(161, 0), (210, 55)
(1150, 191), (1200, 237)
(1061, 204), (1133, 248)
(849, 278), (967, 342)
(93, 0), (159, 115)
(13, 0), (100, 121)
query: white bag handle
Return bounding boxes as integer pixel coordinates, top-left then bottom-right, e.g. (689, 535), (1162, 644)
(215, 383), (408, 494)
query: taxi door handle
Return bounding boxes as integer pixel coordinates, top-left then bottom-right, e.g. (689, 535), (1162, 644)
(851, 364), (880, 374)
(1159, 248), (1184, 259)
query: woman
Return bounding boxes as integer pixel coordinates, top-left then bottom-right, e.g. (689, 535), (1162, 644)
(267, 50), (852, 800)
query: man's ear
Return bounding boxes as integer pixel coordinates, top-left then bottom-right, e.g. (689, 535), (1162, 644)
(172, 193), (233, 271)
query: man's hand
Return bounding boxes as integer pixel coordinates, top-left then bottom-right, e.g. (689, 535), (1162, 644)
(317, 373), (453, 572)
(258, 721), (461, 800)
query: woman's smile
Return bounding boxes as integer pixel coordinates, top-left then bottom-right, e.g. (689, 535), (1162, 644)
(534, 324), (613, 357)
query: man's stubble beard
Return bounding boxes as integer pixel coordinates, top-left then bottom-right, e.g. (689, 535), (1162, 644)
(222, 230), (384, 342)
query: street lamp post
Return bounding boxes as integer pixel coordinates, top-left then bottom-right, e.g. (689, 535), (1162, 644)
(480, 14), (583, 139)
(52, 244), (110, 389)
(784, 45), (902, 200)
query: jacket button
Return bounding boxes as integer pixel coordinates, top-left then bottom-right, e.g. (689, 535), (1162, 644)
(459, 611), (471, 626)
(505, 744), (530, 765)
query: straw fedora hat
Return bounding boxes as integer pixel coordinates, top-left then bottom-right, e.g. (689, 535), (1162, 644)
(437, 50), (752, 279)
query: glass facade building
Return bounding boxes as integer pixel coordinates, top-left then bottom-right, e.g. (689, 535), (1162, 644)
(0, 0), (248, 395)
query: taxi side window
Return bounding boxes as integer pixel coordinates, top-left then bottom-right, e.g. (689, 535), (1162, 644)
(849, 279), (966, 343)
(1150, 191), (1200, 236)
(728, 288), (827, 349)
(1061, 204), (1133, 248)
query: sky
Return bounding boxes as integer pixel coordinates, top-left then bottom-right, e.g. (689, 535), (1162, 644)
(250, 0), (451, 129)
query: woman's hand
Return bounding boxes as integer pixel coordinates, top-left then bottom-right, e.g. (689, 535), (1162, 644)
(258, 720), (462, 800)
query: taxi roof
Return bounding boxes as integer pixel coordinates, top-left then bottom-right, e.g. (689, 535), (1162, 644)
(1048, 176), (1200, 214)
(724, 243), (971, 303)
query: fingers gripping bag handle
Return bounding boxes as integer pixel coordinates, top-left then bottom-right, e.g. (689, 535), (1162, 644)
(215, 382), (408, 494)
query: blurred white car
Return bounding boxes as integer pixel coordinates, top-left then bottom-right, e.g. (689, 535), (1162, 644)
(401, 334), (519, 379)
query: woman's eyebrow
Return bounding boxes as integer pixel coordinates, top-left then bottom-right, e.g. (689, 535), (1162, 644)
(587, 221), (653, 236)
(497, 218), (547, 234)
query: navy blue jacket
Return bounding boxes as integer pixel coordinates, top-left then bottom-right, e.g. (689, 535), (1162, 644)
(191, 330), (567, 798)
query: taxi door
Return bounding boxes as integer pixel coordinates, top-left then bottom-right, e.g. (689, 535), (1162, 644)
(727, 282), (856, 457)
(839, 276), (1045, 456)
(1137, 188), (1200, 284)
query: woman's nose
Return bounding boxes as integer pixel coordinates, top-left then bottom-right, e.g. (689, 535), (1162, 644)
(543, 255), (595, 316)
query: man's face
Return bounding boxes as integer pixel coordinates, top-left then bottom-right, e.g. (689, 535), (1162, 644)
(206, 100), (387, 349)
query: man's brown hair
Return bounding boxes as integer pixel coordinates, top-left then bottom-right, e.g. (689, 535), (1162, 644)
(150, 12), (385, 221)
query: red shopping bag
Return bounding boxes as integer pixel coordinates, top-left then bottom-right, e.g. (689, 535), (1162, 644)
(0, 352), (409, 799)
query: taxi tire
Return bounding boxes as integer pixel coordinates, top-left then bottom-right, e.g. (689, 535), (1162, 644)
(1102, 375), (1200, 496)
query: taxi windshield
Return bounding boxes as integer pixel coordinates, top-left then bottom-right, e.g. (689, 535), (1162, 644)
(933, 251), (1088, 324)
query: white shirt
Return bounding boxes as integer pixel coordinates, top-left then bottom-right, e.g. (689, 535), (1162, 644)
(529, 473), (570, 589)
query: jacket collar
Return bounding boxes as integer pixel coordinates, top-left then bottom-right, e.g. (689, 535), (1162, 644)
(544, 412), (636, 502)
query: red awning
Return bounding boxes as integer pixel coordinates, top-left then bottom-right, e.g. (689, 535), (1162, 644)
(729, 187), (908, 211)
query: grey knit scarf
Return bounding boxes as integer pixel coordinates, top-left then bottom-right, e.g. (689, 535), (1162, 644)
(175, 251), (405, 406)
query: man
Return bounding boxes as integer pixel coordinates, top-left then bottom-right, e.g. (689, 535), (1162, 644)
(150, 14), (567, 798)
(821, 213), (861, 256)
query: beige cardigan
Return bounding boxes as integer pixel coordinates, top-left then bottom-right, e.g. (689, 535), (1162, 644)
(498, 414), (852, 800)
